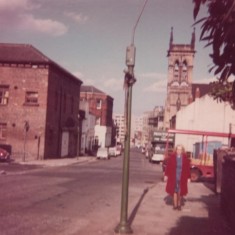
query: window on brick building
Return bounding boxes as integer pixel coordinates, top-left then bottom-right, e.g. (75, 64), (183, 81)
(25, 91), (38, 105)
(96, 99), (102, 109)
(96, 117), (101, 125)
(0, 123), (7, 140)
(0, 85), (9, 105)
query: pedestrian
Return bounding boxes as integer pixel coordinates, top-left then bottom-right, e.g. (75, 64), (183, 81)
(164, 144), (191, 210)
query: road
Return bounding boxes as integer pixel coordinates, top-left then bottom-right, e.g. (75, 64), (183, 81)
(0, 149), (162, 235)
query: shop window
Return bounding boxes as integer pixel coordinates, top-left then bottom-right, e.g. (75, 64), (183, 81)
(0, 85), (9, 105)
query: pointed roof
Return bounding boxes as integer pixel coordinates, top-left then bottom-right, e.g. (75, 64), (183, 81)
(80, 85), (105, 94)
(80, 85), (113, 100)
(0, 43), (50, 63)
(0, 43), (82, 83)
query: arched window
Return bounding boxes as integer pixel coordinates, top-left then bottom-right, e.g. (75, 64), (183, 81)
(174, 60), (179, 79)
(182, 60), (188, 81)
(182, 61), (187, 71)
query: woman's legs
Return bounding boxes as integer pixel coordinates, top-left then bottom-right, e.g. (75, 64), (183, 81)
(173, 192), (181, 210)
(173, 193), (178, 209)
(177, 192), (181, 210)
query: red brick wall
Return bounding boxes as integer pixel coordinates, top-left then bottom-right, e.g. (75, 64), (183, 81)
(0, 64), (49, 160)
(0, 63), (82, 160)
(80, 92), (113, 127)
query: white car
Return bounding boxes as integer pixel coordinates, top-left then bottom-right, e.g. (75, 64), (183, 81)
(96, 147), (110, 160)
(149, 148), (164, 164)
(109, 147), (119, 157)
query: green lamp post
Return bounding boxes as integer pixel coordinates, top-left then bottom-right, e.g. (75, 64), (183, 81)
(115, 1), (148, 233)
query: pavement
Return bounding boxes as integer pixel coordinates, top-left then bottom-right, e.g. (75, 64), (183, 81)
(0, 156), (97, 175)
(16, 155), (97, 167)
(126, 181), (233, 235)
(0, 157), (233, 234)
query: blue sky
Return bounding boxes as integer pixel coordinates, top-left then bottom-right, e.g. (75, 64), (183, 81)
(0, 0), (215, 115)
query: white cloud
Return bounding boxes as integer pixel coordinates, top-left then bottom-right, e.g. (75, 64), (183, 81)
(73, 71), (84, 79)
(22, 14), (67, 36)
(0, 0), (67, 36)
(103, 78), (123, 91)
(143, 79), (167, 93)
(0, 0), (38, 11)
(65, 12), (88, 24)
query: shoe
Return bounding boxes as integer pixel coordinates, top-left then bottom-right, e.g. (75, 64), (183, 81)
(173, 206), (177, 210)
(177, 206), (181, 211)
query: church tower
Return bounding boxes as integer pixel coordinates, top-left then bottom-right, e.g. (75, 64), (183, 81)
(164, 27), (196, 129)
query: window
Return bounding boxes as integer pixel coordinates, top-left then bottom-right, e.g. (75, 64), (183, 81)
(182, 61), (187, 71)
(0, 123), (7, 140)
(174, 61), (179, 79)
(96, 99), (102, 109)
(25, 91), (38, 105)
(96, 117), (101, 125)
(0, 85), (9, 105)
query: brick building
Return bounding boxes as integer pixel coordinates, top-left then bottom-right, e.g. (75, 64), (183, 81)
(80, 85), (113, 148)
(0, 43), (82, 160)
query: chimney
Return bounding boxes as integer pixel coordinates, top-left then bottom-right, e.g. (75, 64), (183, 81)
(195, 87), (200, 99)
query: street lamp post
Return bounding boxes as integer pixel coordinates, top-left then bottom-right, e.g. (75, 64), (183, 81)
(115, 1), (148, 234)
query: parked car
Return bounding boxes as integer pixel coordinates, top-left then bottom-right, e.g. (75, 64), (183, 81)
(0, 147), (10, 162)
(149, 146), (165, 164)
(141, 147), (146, 154)
(96, 147), (110, 160)
(108, 147), (121, 157)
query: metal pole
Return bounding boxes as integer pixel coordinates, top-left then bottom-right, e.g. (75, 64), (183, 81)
(115, 67), (134, 234)
(115, 1), (148, 233)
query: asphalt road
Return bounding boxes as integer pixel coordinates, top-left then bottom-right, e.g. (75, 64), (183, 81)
(0, 149), (162, 235)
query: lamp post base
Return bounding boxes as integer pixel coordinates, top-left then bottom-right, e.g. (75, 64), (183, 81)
(114, 222), (133, 234)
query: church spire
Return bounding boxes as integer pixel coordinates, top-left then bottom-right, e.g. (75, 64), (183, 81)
(191, 27), (196, 49)
(169, 27), (173, 50)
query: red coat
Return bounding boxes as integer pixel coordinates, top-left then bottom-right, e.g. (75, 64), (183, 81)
(165, 153), (191, 196)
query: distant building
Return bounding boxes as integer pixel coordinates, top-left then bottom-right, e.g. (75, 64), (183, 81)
(80, 85), (113, 148)
(0, 43), (82, 160)
(79, 100), (96, 155)
(113, 113), (125, 145)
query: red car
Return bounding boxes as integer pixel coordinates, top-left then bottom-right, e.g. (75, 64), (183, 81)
(0, 147), (10, 162)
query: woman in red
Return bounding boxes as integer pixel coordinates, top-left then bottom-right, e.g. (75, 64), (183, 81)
(165, 144), (191, 210)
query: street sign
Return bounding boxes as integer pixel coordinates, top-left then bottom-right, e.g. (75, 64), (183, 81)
(153, 131), (174, 142)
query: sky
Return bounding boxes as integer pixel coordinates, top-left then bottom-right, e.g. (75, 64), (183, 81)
(0, 0), (216, 116)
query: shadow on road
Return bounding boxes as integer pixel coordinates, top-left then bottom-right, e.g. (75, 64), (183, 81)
(128, 187), (149, 225)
